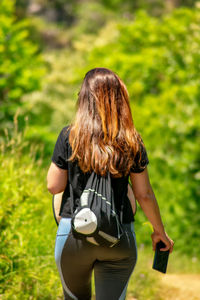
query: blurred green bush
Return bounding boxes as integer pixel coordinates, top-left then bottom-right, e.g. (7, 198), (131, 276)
(0, 120), (61, 299)
(0, 0), (46, 131)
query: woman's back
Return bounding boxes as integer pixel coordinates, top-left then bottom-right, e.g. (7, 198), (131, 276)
(51, 124), (149, 223)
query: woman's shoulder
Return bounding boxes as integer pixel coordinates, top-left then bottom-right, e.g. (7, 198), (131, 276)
(60, 125), (71, 141)
(62, 124), (71, 133)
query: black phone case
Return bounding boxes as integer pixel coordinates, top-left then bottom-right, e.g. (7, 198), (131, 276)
(152, 241), (169, 273)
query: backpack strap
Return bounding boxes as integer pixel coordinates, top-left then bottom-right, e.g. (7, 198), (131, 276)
(120, 200), (124, 224)
(107, 171), (123, 223)
(69, 183), (74, 216)
(108, 171), (124, 224)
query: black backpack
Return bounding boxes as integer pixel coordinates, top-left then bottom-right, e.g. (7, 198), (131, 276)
(69, 171), (124, 247)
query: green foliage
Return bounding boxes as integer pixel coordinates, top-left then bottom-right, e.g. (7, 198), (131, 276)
(20, 49), (80, 140)
(0, 0), (46, 130)
(0, 121), (61, 299)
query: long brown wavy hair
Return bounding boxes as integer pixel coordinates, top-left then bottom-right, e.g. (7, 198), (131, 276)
(67, 67), (144, 178)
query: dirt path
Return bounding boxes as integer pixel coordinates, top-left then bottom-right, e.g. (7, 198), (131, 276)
(126, 274), (200, 300)
(160, 274), (200, 300)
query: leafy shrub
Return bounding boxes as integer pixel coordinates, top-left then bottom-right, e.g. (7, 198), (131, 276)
(0, 0), (46, 131)
(0, 120), (61, 299)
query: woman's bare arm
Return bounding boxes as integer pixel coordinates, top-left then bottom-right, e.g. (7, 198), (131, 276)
(47, 162), (68, 194)
(130, 167), (174, 253)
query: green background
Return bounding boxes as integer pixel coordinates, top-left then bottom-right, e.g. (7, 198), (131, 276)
(0, 0), (200, 299)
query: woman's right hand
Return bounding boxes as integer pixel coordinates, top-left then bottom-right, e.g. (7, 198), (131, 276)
(129, 169), (174, 254)
(151, 230), (174, 253)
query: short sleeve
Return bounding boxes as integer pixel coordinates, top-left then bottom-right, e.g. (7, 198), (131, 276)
(130, 140), (149, 173)
(51, 127), (69, 170)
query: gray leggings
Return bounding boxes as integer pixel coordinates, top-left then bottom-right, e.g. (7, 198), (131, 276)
(55, 218), (137, 300)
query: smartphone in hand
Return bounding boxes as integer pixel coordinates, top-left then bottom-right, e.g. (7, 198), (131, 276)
(152, 241), (169, 273)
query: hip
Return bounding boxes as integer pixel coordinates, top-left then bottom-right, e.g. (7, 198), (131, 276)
(55, 218), (137, 262)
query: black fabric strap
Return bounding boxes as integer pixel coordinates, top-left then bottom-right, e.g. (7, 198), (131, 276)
(69, 183), (74, 216)
(108, 171), (123, 223)
(120, 187), (126, 224)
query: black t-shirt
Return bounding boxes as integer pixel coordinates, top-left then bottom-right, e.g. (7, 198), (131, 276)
(51, 125), (149, 223)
